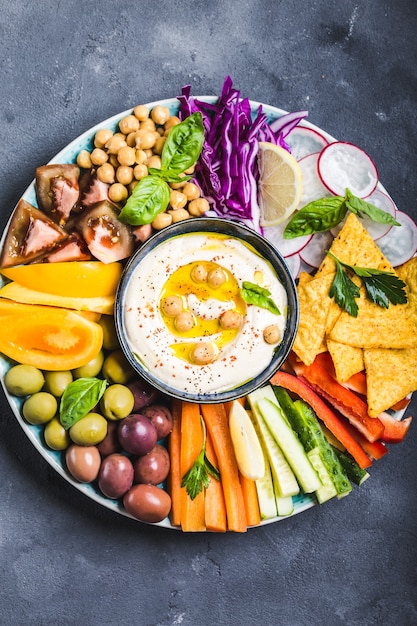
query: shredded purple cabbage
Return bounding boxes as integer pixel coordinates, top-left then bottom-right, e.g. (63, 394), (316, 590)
(177, 76), (308, 233)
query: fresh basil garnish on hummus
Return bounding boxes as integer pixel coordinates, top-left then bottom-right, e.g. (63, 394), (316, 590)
(240, 281), (281, 315)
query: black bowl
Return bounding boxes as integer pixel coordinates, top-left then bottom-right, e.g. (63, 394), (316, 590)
(115, 217), (299, 403)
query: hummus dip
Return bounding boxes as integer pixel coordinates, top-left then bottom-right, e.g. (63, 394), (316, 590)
(122, 232), (288, 396)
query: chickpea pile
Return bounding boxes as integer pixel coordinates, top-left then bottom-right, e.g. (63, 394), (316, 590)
(76, 104), (210, 230)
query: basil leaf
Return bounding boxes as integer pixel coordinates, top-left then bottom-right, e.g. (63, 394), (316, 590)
(345, 188), (400, 226)
(60, 377), (108, 430)
(148, 168), (192, 184)
(161, 112), (205, 174)
(118, 175), (170, 226)
(283, 196), (347, 239)
(240, 281), (281, 314)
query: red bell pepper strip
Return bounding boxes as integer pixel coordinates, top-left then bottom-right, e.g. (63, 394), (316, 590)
(342, 421), (388, 461)
(343, 371), (367, 397)
(389, 397), (411, 412)
(269, 370), (372, 469)
(291, 353), (384, 443)
(377, 412), (412, 444)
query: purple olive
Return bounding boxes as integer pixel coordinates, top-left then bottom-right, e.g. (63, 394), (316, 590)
(141, 404), (173, 439)
(98, 453), (134, 499)
(97, 421), (122, 457)
(133, 444), (170, 485)
(127, 379), (159, 411)
(118, 414), (157, 456)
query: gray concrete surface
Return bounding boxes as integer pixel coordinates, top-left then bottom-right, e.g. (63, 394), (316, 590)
(1, 1), (416, 625)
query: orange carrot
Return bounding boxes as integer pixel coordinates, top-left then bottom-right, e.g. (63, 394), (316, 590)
(180, 401), (206, 532)
(204, 428), (227, 532)
(167, 398), (182, 527)
(201, 403), (247, 533)
(239, 472), (261, 527)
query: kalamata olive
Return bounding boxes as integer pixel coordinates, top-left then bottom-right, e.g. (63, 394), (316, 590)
(123, 484), (171, 523)
(140, 404), (173, 439)
(127, 379), (158, 411)
(98, 453), (134, 499)
(133, 444), (170, 485)
(97, 421), (122, 457)
(66, 444), (101, 483)
(117, 414), (157, 456)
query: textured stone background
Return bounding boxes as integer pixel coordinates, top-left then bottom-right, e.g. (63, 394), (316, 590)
(1, 2), (416, 625)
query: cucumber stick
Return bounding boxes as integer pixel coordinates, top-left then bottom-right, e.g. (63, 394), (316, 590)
(275, 495), (294, 516)
(252, 391), (322, 494)
(307, 448), (337, 504)
(333, 447), (370, 486)
(248, 390), (299, 498)
(273, 387), (352, 497)
(249, 417), (277, 520)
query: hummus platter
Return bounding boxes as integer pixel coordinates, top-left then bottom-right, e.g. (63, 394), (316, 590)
(0, 76), (416, 531)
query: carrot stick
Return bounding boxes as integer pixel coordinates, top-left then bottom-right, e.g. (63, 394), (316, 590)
(204, 428), (227, 532)
(180, 401), (206, 532)
(239, 472), (261, 527)
(201, 403), (247, 533)
(167, 398), (182, 527)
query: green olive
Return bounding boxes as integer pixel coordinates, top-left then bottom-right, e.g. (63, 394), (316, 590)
(43, 370), (73, 397)
(4, 364), (45, 397)
(100, 384), (135, 420)
(44, 417), (71, 451)
(72, 351), (104, 379)
(98, 316), (120, 351)
(69, 412), (108, 446)
(22, 392), (58, 425)
(102, 350), (135, 384)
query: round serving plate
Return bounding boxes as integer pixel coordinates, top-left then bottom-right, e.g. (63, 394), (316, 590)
(0, 94), (407, 529)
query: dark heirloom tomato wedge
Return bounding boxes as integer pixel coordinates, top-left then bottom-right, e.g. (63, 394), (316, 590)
(0, 199), (68, 268)
(35, 163), (80, 225)
(41, 232), (92, 263)
(75, 200), (134, 263)
(78, 173), (110, 209)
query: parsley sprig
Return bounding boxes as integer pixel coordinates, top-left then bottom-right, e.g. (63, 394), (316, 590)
(181, 417), (220, 500)
(327, 251), (408, 317)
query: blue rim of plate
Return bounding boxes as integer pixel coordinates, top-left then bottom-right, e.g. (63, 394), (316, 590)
(0, 96), (347, 529)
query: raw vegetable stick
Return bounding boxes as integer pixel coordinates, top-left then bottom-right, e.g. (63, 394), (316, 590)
(201, 403), (247, 533)
(204, 428), (227, 533)
(239, 472), (261, 527)
(180, 401), (206, 532)
(167, 398), (182, 527)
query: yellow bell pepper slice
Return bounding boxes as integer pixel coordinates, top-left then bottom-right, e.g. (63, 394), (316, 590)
(0, 303), (103, 371)
(0, 261), (122, 298)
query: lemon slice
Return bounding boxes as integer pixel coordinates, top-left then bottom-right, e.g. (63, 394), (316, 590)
(257, 141), (303, 226)
(229, 400), (265, 480)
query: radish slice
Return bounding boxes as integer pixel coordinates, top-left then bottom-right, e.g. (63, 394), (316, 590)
(263, 216), (312, 258)
(376, 211), (417, 267)
(318, 141), (378, 199)
(287, 126), (329, 162)
(283, 252), (301, 279)
(298, 152), (332, 206)
(299, 231), (334, 269)
(330, 188), (397, 241)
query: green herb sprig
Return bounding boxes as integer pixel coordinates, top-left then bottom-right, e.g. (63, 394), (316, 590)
(284, 188), (400, 239)
(118, 112), (205, 226)
(240, 281), (281, 315)
(59, 377), (108, 430)
(181, 417), (220, 500)
(328, 251), (408, 317)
